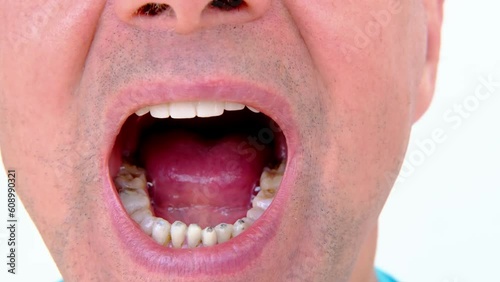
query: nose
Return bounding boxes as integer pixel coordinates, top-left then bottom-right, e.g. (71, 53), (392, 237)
(115, 0), (271, 34)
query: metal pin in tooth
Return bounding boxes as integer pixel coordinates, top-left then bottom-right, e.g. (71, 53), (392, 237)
(152, 218), (171, 246)
(215, 223), (233, 244)
(202, 227), (217, 247)
(171, 221), (188, 248)
(232, 218), (253, 237)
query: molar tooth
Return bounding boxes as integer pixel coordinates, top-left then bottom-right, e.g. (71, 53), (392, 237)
(130, 208), (152, 224)
(232, 218), (253, 237)
(119, 191), (150, 215)
(246, 207), (265, 221)
(202, 227), (217, 247)
(247, 106), (260, 113)
(150, 104), (170, 119)
(116, 172), (133, 182)
(215, 223), (233, 244)
(120, 163), (145, 177)
(121, 187), (148, 197)
(115, 177), (147, 195)
(128, 177), (147, 191)
(224, 102), (245, 111)
(186, 224), (202, 248)
(139, 215), (155, 236)
(252, 191), (274, 210)
(135, 107), (150, 116)
(138, 173), (147, 183)
(171, 221), (188, 248)
(152, 218), (171, 246)
(114, 175), (131, 190)
(260, 169), (283, 197)
(196, 101), (224, 118)
(132, 176), (147, 188)
(169, 102), (196, 119)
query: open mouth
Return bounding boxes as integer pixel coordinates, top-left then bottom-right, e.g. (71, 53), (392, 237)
(109, 100), (287, 249)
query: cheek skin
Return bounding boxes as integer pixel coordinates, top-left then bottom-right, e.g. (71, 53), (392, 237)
(0, 0), (427, 281)
(284, 0), (426, 278)
(0, 0), (107, 278)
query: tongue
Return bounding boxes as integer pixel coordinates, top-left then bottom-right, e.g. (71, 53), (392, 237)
(140, 130), (270, 227)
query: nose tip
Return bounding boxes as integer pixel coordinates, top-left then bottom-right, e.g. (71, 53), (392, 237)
(115, 0), (271, 34)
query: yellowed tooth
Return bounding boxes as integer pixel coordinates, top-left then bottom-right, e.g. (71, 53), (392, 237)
(115, 177), (148, 195)
(130, 177), (147, 189)
(119, 191), (150, 215)
(259, 168), (283, 198)
(138, 173), (147, 184)
(114, 175), (132, 189)
(251, 191), (274, 210)
(171, 221), (188, 248)
(115, 160), (288, 247)
(232, 218), (254, 237)
(152, 218), (171, 246)
(246, 207), (265, 221)
(116, 172), (134, 182)
(130, 208), (152, 224)
(139, 215), (155, 236)
(202, 227), (217, 247)
(120, 163), (145, 177)
(186, 224), (202, 248)
(215, 223), (233, 244)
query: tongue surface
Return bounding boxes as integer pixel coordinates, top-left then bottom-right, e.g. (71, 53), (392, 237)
(140, 130), (270, 227)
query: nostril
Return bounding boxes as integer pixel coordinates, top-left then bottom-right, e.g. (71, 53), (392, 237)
(135, 3), (171, 16)
(134, 1), (246, 17)
(211, 0), (246, 11)
(117, 0), (268, 33)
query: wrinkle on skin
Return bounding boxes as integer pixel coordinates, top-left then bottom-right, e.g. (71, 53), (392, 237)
(0, 0), (441, 281)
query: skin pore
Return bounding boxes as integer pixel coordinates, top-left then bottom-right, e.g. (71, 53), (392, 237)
(0, 0), (443, 281)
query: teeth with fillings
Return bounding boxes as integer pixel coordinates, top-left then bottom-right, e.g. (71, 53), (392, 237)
(114, 161), (285, 248)
(135, 101), (260, 119)
(202, 227), (217, 247)
(171, 221), (188, 248)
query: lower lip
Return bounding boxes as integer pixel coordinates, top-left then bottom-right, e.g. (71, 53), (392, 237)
(100, 81), (299, 276)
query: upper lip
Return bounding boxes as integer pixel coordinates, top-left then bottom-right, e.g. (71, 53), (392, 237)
(100, 78), (299, 276)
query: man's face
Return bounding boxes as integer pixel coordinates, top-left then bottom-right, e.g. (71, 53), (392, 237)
(0, 0), (441, 281)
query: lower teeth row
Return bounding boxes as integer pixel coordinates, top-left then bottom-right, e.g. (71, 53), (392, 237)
(113, 161), (285, 248)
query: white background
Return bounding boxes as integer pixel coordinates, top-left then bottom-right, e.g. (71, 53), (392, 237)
(375, 0), (500, 281)
(1, 0), (499, 281)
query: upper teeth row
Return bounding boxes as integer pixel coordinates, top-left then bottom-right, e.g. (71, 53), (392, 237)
(135, 101), (260, 119)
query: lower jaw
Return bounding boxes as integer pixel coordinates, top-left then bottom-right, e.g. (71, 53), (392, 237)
(103, 164), (290, 276)
(104, 136), (291, 275)
(113, 160), (285, 248)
